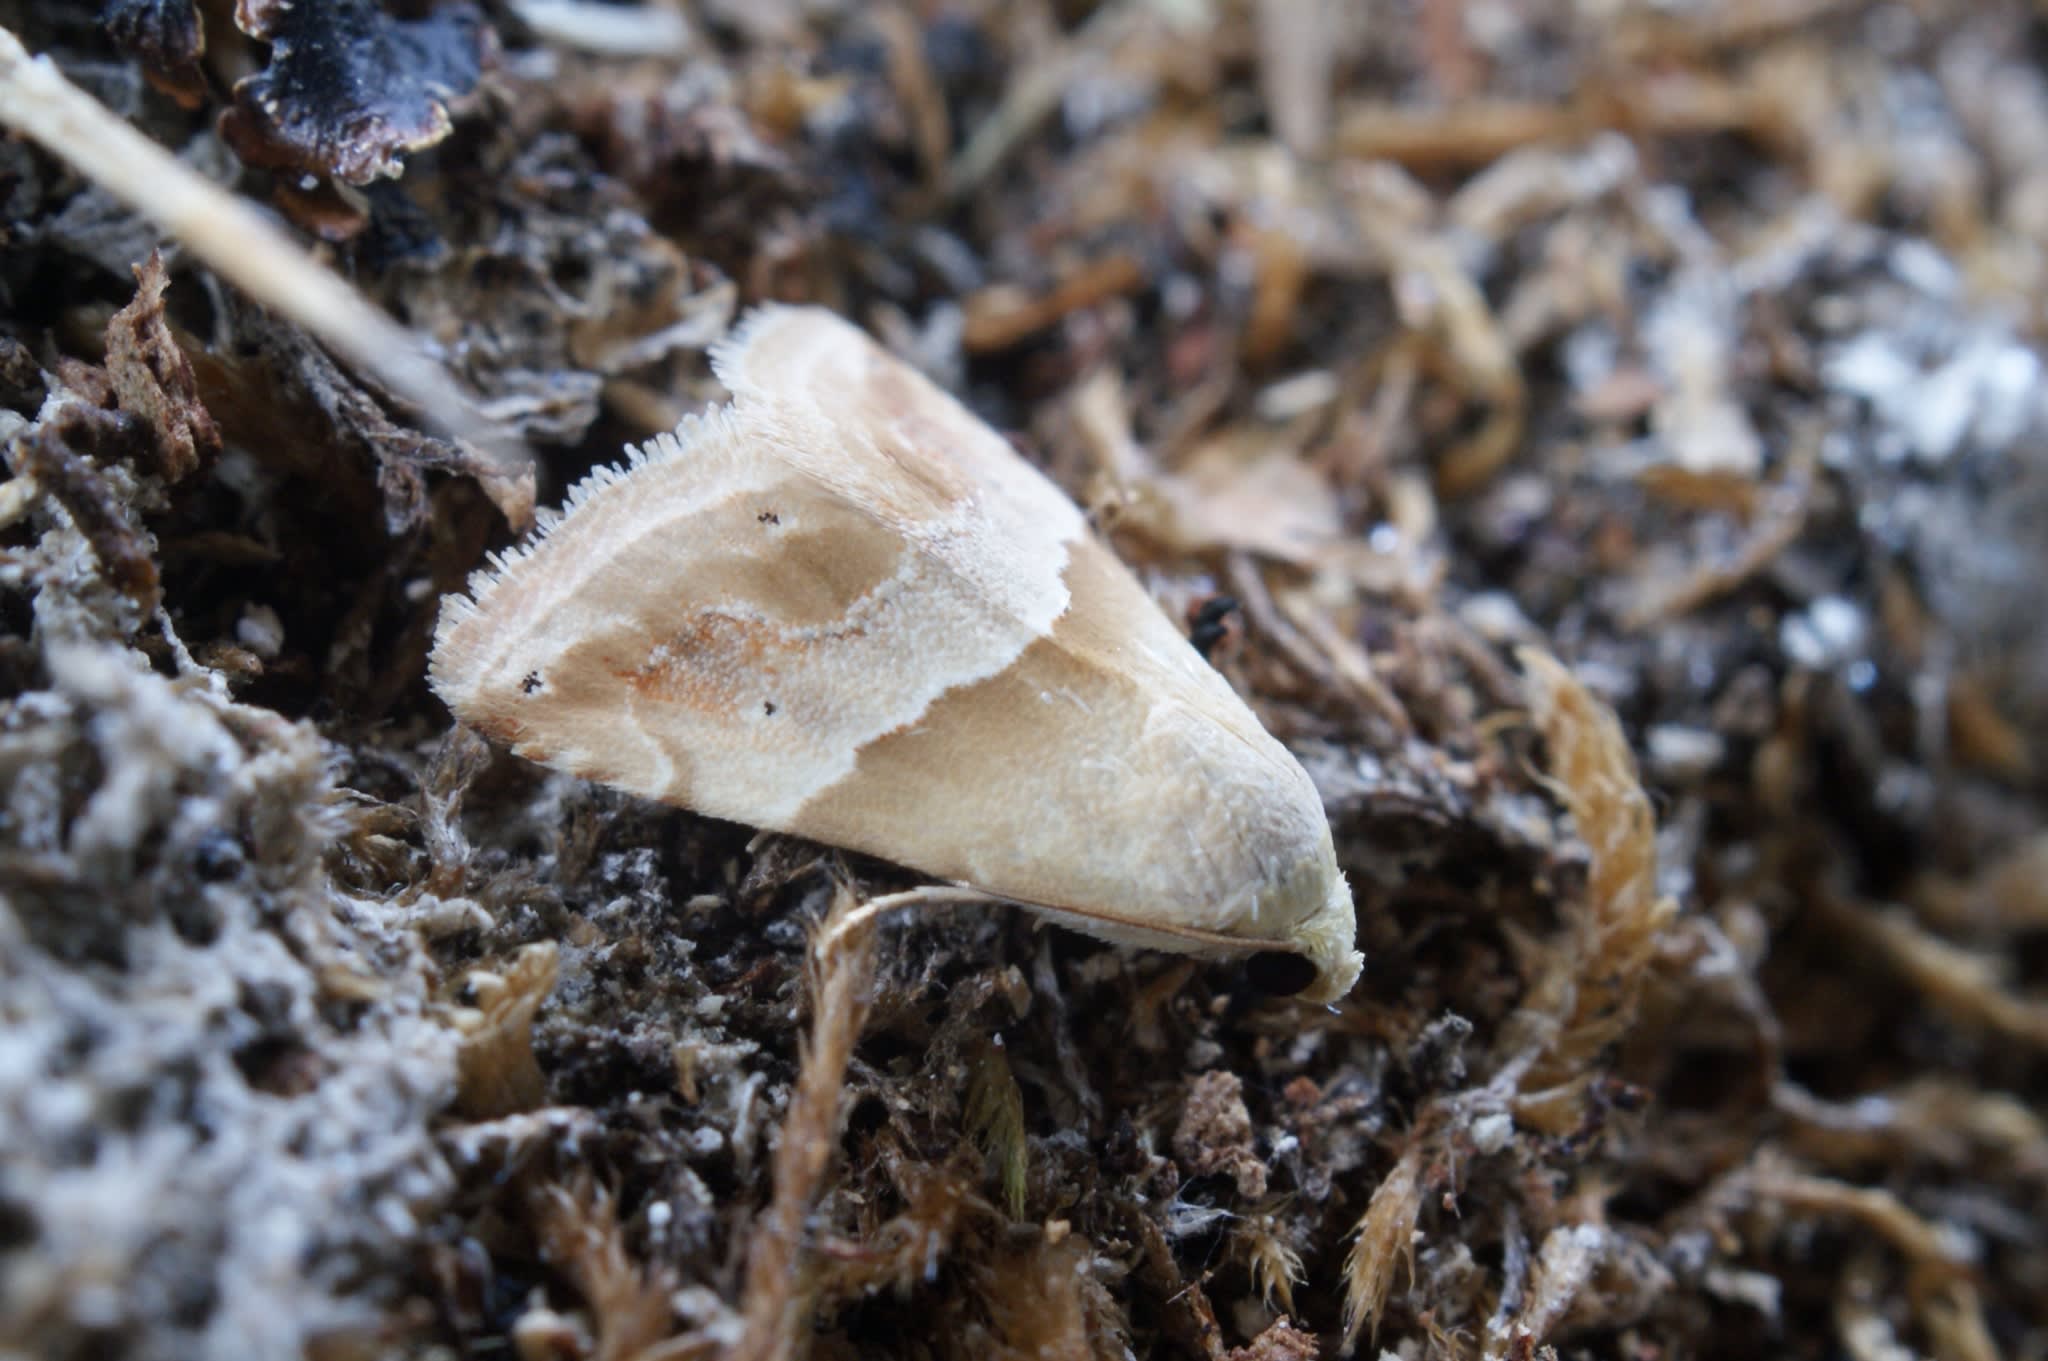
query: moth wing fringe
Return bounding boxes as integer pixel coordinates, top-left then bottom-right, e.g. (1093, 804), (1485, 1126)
(435, 406), (745, 625)
(706, 301), (804, 393)
(430, 404), (751, 698)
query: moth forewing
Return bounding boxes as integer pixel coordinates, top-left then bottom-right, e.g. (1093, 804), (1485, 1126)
(429, 305), (1363, 1002)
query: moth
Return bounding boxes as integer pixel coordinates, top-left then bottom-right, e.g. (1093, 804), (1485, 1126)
(430, 306), (1362, 1001)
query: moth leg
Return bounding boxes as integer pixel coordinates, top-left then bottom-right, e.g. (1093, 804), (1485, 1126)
(811, 883), (1004, 959)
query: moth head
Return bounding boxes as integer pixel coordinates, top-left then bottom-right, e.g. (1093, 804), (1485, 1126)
(1291, 869), (1364, 1003)
(1242, 850), (1361, 1004)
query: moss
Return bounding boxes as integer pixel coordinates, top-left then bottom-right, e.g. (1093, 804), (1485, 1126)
(5, 4), (2048, 1359)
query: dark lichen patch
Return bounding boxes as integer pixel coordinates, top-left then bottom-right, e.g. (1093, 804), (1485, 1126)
(0, 335), (45, 416)
(101, 0), (206, 107)
(217, 0), (487, 185)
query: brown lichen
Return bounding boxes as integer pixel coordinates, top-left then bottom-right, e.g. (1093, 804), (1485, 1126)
(1173, 1070), (1269, 1202)
(103, 250), (220, 482)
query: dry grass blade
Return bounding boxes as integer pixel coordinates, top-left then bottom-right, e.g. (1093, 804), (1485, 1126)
(731, 884), (881, 1361)
(1349, 219), (1528, 496)
(1483, 1225), (1608, 1361)
(1226, 554), (1410, 735)
(508, 0), (691, 57)
(1624, 479), (1809, 627)
(1921, 1281), (2003, 1361)
(1816, 890), (2048, 1050)
(1255, 0), (1334, 156)
(1749, 1165), (1971, 1278)
(961, 253), (1146, 352)
(1744, 1158), (1997, 1358)
(1913, 833), (2048, 932)
(1334, 100), (1591, 167)
(1624, 433), (1816, 630)
(0, 24), (533, 520)
(1778, 1077), (2048, 1175)
(942, 0), (1144, 201)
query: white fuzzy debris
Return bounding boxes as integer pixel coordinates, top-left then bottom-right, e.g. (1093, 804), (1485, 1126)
(1888, 239), (1960, 299)
(1646, 725), (1727, 784)
(234, 604), (285, 660)
(1459, 591), (1540, 645)
(46, 644), (241, 872)
(1641, 272), (1763, 477)
(1470, 1112), (1515, 1154)
(1704, 1265), (1783, 1317)
(1824, 330), (2047, 467)
(1780, 596), (1868, 671)
(1, 640), (457, 1360)
(1255, 369), (1341, 422)
(509, 0), (692, 57)
(1484, 1224), (1609, 1361)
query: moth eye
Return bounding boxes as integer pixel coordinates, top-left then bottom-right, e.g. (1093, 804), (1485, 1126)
(1185, 594), (1241, 662)
(1245, 950), (1318, 997)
